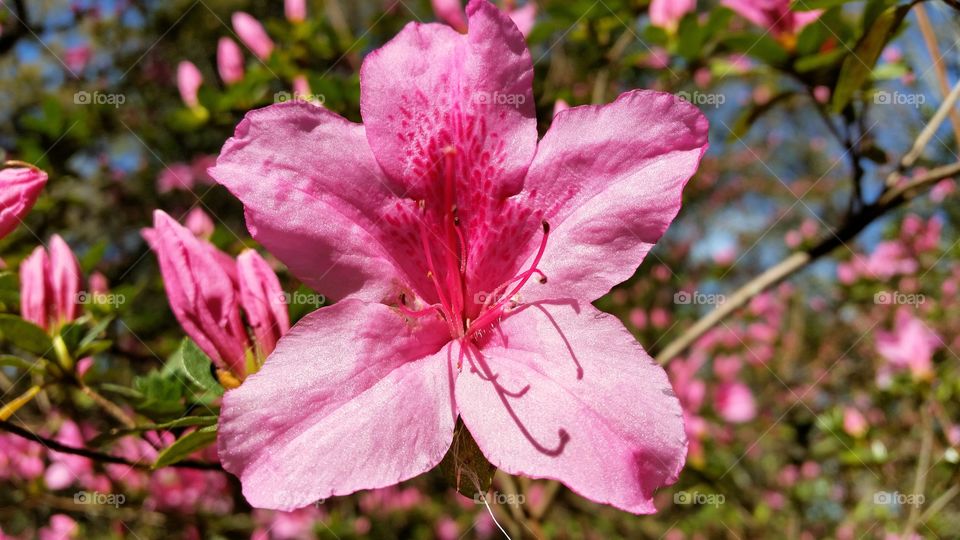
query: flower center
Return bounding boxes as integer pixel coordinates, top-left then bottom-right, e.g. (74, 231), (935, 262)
(394, 147), (550, 357)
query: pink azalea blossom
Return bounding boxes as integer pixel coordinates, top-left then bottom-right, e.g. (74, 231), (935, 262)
(20, 235), (83, 331)
(649, 0), (695, 31)
(184, 207), (215, 239)
(433, 0), (536, 37)
(842, 407), (868, 438)
(38, 514), (79, 540)
(715, 381), (757, 423)
(210, 0), (707, 514)
(177, 61), (203, 108)
(253, 507), (323, 540)
(0, 165), (47, 240)
(722, 0), (821, 38)
(232, 12), (275, 60)
(285, 0), (307, 23)
(143, 210), (289, 380)
(552, 98), (570, 117)
(156, 163), (195, 193)
(217, 37), (245, 84)
(432, 0), (468, 32)
(875, 308), (940, 382)
(64, 44), (91, 73)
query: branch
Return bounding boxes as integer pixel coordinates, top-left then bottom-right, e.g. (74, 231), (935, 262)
(0, 418), (224, 472)
(656, 161), (960, 364)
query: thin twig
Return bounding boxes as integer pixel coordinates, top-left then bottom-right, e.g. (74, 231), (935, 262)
(914, 4), (960, 154)
(0, 418), (223, 471)
(656, 161), (960, 364)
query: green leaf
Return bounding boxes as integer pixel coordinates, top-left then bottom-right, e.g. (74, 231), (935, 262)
(0, 314), (53, 356)
(438, 420), (496, 499)
(178, 339), (224, 396)
(0, 272), (19, 307)
(153, 425), (218, 469)
(133, 370), (187, 419)
(723, 33), (789, 66)
(794, 48), (846, 73)
(676, 14), (703, 61)
(76, 316), (113, 356)
(831, 3), (912, 112)
(791, 0), (858, 10)
(89, 415), (218, 447)
(0, 354), (45, 373)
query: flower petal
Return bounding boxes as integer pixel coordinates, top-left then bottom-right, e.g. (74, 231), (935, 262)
(360, 0), (536, 196)
(209, 102), (406, 303)
(521, 90), (709, 302)
(0, 166), (47, 240)
(218, 300), (457, 510)
(456, 301), (686, 514)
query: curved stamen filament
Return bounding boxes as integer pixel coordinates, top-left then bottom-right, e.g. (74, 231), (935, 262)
(466, 221), (550, 339)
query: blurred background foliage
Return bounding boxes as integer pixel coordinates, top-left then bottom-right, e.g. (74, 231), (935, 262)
(1, 0), (959, 538)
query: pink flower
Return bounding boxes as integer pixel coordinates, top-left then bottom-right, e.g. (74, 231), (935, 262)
(156, 163), (195, 193)
(433, 0), (536, 37)
(715, 382), (757, 423)
(253, 507), (323, 540)
(0, 165), (47, 240)
(232, 12), (274, 60)
(842, 407), (868, 438)
(237, 250), (291, 359)
(64, 44), (91, 73)
(144, 210), (289, 379)
(20, 235), (82, 331)
(38, 514), (78, 540)
(722, 0), (821, 38)
(432, 0), (468, 32)
(875, 308), (940, 381)
(217, 38), (245, 84)
(285, 0), (307, 23)
(184, 207), (215, 239)
(552, 98), (569, 117)
(210, 0), (707, 514)
(649, 0), (695, 31)
(177, 61), (203, 108)
(505, 2), (536, 37)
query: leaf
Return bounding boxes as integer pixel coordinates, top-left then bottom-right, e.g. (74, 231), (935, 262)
(89, 415), (218, 447)
(0, 272), (19, 307)
(0, 314), (53, 356)
(790, 0), (858, 10)
(794, 49), (847, 73)
(438, 420), (496, 499)
(153, 425), (218, 468)
(723, 33), (789, 66)
(178, 339), (224, 396)
(831, 3), (912, 112)
(0, 354), (44, 373)
(76, 316), (114, 356)
(133, 370), (187, 420)
(676, 14), (703, 61)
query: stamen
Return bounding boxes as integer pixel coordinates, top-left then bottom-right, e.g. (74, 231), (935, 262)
(395, 294), (443, 319)
(466, 221), (550, 338)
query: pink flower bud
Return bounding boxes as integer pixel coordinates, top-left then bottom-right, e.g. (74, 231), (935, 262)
(19, 235), (82, 330)
(431, 0), (467, 32)
(217, 37), (245, 84)
(176, 61), (203, 108)
(238, 249), (290, 360)
(649, 0), (695, 31)
(184, 207), (215, 239)
(285, 0), (307, 22)
(0, 165), (47, 240)
(143, 210), (249, 375)
(232, 12), (275, 60)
